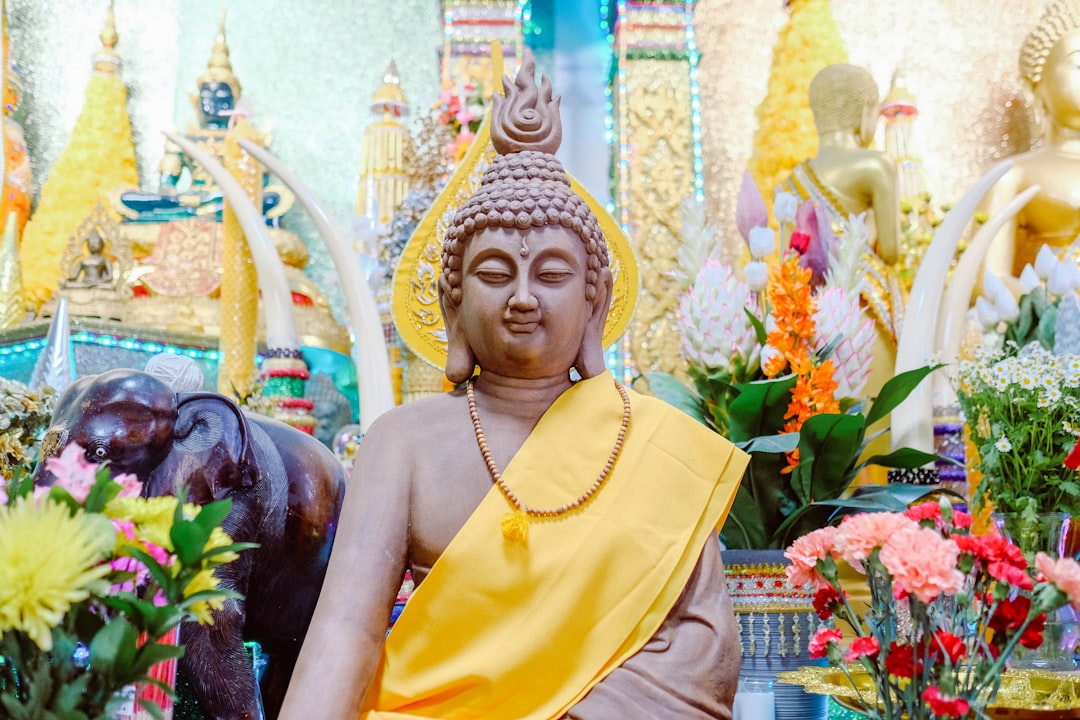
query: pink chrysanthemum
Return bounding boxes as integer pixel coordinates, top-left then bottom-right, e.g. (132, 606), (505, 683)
(44, 443), (99, 503)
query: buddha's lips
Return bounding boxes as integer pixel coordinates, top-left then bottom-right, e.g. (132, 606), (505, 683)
(505, 313), (541, 332)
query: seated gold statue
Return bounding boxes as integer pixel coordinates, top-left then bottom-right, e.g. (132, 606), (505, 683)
(984, 0), (1080, 279)
(62, 230), (114, 288)
(280, 52), (748, 719)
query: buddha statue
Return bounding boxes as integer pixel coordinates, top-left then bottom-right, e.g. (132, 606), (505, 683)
(61, 230), (113, 288)
(984, 0), (1080, 280)
(784, 65), (903, 333)
(116, 16), (285, 224)
(281, 50), (747, 719)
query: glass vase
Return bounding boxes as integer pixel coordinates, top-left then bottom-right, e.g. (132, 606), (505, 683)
(992, 512), (1079, 671)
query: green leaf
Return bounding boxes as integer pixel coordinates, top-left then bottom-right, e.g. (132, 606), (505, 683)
(865, 364), (940, 427)
(199, 541), (258, 563)
(130, 642), (185, 678)
(192, 498), (233, 534)
(719, 451), (789, 549)
(637, 373), (707, 425)
(744, 307), (767, 345)
(859, 447), (942, 470)
(727, 375), (797, 442)
(171, 519), (212, 567)
(88, 615), (139, 678)
(735, 433), (799, 454)
(791, 413), (865, 506)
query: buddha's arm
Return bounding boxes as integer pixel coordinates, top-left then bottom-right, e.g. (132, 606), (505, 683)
(981, 165), (1024, 280)
(564, 538), (739, 720)
(868, 154), (901, 265)
(158, 139), (183, 191)
(278, 414), (411, 720)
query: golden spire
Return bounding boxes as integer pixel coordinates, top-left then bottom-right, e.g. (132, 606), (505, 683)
(371, 60), (409, 116)
(92, 1), (121, 75)
(197, 10), (242, 98)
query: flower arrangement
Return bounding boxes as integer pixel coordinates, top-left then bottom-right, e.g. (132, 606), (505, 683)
(786, 499), (1080, 719)
(649, 183), (940, 549)
(955, 341), (1080, 520)
(0, 443), (250, 719)
(432, 77), (487, 165)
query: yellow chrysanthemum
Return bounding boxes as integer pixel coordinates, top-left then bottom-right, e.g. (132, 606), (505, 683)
(0, 497), (116, 651)
(105, 495), (180, 550)
(205, 526), (240, 566)
(747, 0), (847, 219)
(184, 568), (226, 625)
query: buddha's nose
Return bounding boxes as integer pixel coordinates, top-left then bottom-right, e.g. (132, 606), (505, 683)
(508, 276), (538, 311)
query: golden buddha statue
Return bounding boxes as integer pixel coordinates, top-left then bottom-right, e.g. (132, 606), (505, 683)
(784, 63), (903, 345)
(984, 0), (1080, 279)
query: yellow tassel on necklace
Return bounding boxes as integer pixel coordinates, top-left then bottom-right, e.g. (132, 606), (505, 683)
(502, 510), (529, 544)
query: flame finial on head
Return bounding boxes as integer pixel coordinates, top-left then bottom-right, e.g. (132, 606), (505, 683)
(490, 49), (562, 156)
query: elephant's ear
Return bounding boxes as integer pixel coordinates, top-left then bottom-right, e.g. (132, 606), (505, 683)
(173, 393), (258, 499)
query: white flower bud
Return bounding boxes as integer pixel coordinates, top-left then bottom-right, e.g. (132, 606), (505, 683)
(773, 191), (798, 224)
(1019, 264), (1041, 294)
(982, 271), (1007, 302)
(745, 261), (769, 292)
(748, 226), (775, 259)
(1066, 261), (1080, 292)
(975, 296), (999, 329)
(995, 290), (1020, 323)
(1048, 261), (1072, 295)
(1035, 245), (1058, 279)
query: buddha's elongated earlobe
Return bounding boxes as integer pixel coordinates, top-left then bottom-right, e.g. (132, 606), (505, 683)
(440, 294), (477, 384)
(575, 267), (613, 379)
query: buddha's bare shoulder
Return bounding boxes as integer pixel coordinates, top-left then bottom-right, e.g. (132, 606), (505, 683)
(362, 390), (467, 447)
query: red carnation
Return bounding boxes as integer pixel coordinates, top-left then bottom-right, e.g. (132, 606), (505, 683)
(922, 686), (970, 718)
(884, 642), (916, 678)
(808, 627), (843, 659)
(813, 585), (842, 620)
(844, 636), (880, 663)
(988, 560), (1034, 591)
(930, 631), (967, 665)
(789, 231), (811, 254)
(1067, 441), (1080, 470)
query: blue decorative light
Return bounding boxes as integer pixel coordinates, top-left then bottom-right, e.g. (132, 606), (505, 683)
(686, 1), (705, 201)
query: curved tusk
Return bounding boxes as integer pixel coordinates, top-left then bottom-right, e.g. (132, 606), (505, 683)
(892, 159), (1013, 452)
(936, 184), (1039, 368)
(164, 131), (299, 352)
(237, 138), (395, 431)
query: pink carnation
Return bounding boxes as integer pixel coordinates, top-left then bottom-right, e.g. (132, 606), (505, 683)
(988, 560), (1034, 591)
(1035, 553), (1080, 609)
(113, 472), (143, 499)
(844, 635), (880, 662)
(785, 526), (838, 589)
(0, 486), (6, 504)
(879, 526), (964, 603)
(45, 443), (99, 503)
(809, 627), (843, 659)
(835, 512), (916, 569)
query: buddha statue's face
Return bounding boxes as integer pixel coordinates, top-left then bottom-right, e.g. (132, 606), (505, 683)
(456, 224), (591, 379)
(87, 232), (104, 254)
(199, 81), (235, 128)
(1037, 29), (1080, 131)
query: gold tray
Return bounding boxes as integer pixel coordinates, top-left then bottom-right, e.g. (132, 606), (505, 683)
(778, 665), (1080, 718)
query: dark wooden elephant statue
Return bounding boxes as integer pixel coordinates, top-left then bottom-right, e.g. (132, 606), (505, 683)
(35, 368), (347, 720)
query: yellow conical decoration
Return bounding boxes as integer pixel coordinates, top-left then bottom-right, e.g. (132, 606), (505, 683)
(19, 4), (138, 310)
(217, 116), (261, 400)
(747, 0), (847, 213)
(0, 211), (22, 328)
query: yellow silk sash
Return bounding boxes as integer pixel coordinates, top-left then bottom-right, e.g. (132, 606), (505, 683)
(362, 373), (747, 719)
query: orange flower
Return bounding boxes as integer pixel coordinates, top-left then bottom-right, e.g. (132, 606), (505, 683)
(764, 254), (839, 472)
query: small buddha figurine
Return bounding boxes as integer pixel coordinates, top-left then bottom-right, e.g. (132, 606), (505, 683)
(118, 15), (282, 223)
(62, 230), (114, 289)
(984, 0), (1080, 279)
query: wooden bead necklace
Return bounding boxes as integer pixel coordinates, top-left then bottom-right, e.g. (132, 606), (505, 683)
(466, 377), (632, 543)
